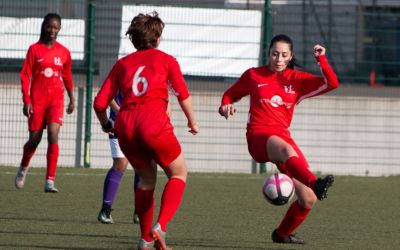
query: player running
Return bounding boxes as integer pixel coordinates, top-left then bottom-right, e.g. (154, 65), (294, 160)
(219, 34), (339, 244)
(94, 12), (199, 250)
(15, 13), (74, 193)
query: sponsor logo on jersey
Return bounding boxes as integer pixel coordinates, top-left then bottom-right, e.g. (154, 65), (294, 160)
(37, 58), (44, 62)
(259, 95), (293, 109)
(43, 68), (54, 78)
(54, 57), (62, 66)
(257, 83), (269, 87)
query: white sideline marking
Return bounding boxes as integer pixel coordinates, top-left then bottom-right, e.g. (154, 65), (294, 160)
(3, 171), (264, 179)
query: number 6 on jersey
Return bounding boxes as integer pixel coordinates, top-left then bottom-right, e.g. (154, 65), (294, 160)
(132, 66), (148, 96)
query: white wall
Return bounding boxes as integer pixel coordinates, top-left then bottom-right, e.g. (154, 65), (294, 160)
(0, 16), (85, 60)
(118, 5), (261, 78)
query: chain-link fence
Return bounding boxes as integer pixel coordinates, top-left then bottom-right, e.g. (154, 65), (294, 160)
(1, 0), (399, 175)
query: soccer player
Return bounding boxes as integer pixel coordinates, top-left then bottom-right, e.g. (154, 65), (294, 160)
(97, 92), (140, 224)
(97, 93), (172, 225)
(15, 13), (74, 193)
(219, 34), (339, 244)
(93, 12), (199, 250)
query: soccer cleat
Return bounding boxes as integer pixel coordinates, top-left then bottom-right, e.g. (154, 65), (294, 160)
(313, 175), (334, 200)
(271, 229), (306, 244)
(133, 211), (140, 224)
(44, 180), (59, 193)
(15, 166), (29, 189)
(137, 239), (155, 250)
(97, 207), (114, 224)
(150, 223), (171, 250)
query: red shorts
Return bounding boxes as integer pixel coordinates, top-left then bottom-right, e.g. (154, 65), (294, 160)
(246, 127), (307, 176)
(28, 94), (64, 131)
(115, 106), (181, 168)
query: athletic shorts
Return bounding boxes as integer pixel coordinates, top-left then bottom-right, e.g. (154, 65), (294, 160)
(246, 127), (306, 175)
(114, 106), (181, 168)
(28, 94), (64, 131)
(109, 137), (125, 159)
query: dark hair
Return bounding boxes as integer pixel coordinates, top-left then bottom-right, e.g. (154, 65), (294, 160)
(39, 13), (61, 42)
(125, 11), (165, 50)
(268, 34), (301, 69)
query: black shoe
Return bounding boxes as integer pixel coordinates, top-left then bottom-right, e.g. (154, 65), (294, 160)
(271, 229), (306, 244)
(133, 211), (140, 224)
(98, 205), (114, 224)
(313, 175), (334, 200)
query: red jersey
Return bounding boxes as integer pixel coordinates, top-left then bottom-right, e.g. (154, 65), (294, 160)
(221, 55), (339, 130)
(20, 41), (73, 105)
(94, 48), (189, 113)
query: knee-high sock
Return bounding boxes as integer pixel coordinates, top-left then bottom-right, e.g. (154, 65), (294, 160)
(157, 178), (186, 231)
(135, 188), (154, 241)
(103, 168), (124, 206)
(20, 143), (36, 168)
(46, 144), (59, 180)
(284, 156), (316, 188)
(276, 200), (311, 236)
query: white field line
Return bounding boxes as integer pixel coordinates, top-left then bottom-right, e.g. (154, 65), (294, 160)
(2, 171), (264, 179)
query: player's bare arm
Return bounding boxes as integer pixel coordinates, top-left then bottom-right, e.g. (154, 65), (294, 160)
(109, 99), (120, 114)
(66, 89), (75, 114)
(178, 97), (199, 135)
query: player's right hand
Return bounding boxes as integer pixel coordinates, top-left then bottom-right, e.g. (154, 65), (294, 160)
(218, 104), (236, 120)
(23, 104), (33, 118)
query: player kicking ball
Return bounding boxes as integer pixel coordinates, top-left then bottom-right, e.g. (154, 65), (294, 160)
(219, 34), (338, 244)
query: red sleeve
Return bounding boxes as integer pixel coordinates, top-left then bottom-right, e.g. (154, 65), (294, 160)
(20, 46), (34, 105)
(167, 56), (189, 101)
(297, 55), (339, 104)
(62, 49), (73, 92)
(220, 69), (251, 106)
(93, 61), (120, 113)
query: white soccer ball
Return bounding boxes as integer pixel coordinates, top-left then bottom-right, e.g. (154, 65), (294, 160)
(262, 173), (295, 206)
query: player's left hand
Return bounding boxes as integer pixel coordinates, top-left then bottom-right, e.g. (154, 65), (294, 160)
(101, 119), (114, 134)
(188, 122), (199, 135)
(166, 102), (172, 118)
(23, 104), (33, 118)
(67, 100), (74, 114)
(314, 44), (326, 57)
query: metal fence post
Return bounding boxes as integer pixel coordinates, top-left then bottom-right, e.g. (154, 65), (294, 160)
(261, 0), (272, 66)
(84, 2), (95, 168)
(75, 87), (84, 167)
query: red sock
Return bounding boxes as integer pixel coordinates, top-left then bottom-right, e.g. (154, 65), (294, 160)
(157, 178), (186, 231)
(20, 143), (36, 168)
(135, 188), (154, 241)
(46, 144), (59, 180)
(284, 156), (316, 188)
(276, 201), (311, 236)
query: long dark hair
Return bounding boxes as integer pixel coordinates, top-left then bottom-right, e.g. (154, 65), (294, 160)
(268, 34), (301, 69)
(39, 13), (61, 42)
(125, 11), (164, 50)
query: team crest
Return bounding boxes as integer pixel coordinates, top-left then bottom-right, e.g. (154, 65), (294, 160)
(54, 57), (62, 66)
